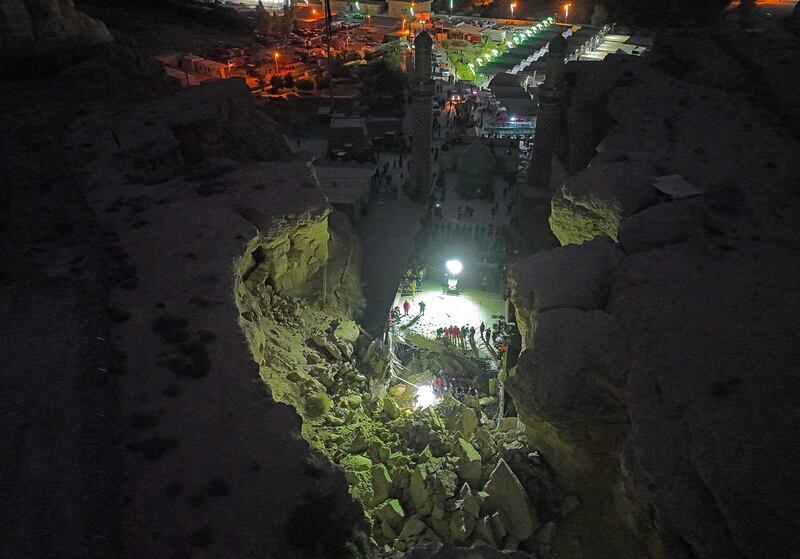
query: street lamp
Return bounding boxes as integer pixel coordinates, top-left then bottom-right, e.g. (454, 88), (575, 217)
(274, 51), (279, 73)
(449, 0), (453, 15)
(563, 4), (571, 23)
(445, 259), (463, 292)
(446, 259), (463, 275)
(510, 2), (515, 17)
(414, 385), (437, 409)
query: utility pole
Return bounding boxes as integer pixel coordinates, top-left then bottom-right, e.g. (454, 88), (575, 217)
(324, 0), (335, 114)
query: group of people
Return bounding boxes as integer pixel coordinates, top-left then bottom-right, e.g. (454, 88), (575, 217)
(490, 198), (515, 219)
(400, 299), (425, 316)
(484, 317), (517, 357)
(373, 154), (410, 199)
(399, 265), (427, 297)
(436, 324), (477, 349)
(456, 204), (476, 220)
(417, 216), (510, 265)
(432, 368), (478, 400)
(431, 319), (515, 356)
(391, 298), (427, 323)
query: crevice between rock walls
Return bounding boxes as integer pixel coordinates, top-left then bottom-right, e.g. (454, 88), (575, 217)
(233, 209), (375, 558)
(233, 208), (572, 558)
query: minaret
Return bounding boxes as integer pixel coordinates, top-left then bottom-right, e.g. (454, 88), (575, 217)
(409, 30), (434, 199)
(527, 34), (568, 188)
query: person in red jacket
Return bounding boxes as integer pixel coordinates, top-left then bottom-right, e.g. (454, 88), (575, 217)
(403, 300), (410, 316)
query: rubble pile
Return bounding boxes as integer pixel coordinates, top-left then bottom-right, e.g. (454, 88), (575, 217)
(235, 219), (567, 556)
(308, 385), (568, 556)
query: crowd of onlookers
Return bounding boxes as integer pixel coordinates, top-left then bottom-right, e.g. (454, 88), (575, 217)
(433, 318), (514, 355)
(432, 368), (478, 400)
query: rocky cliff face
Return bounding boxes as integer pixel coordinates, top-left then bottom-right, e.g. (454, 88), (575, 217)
(167, 79), (291, 165)
(0, 0), (112, 60)
(56, 77), (373, 558)
(508, 31), (800, 559)
(65, 79), (290, 185)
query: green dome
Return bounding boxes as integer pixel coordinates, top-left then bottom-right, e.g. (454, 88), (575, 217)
(457, 140), (495, 199)
(458, 140), (494, 176)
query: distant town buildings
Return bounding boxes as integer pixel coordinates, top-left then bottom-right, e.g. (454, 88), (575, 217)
(328, 116), (373, 160)
(155, 53), (232, 87)
(386, 0), (432, 19)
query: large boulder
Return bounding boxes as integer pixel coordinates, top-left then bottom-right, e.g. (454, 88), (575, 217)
(410, 460), (454, 512)
(371, 463), (393, 505)
(509, 237), (624, 340)
(311, 334), (344, 361)
(481, 459), (539, 541)
(334, 320), (360, 343)
(549, 160), (660, 246)
(1, 0), (113, 61)
(617, 197), (709, 254)
(403, 542), (531, 558)
(453, 438), (482, 487)
(376, 498), (405, 530)
(507, 308), (627, 428)
(439, 397), (479, 439)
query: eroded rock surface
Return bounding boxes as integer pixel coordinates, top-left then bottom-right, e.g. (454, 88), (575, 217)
(509, 29), (800, 559)
(1, 0), (112, 60)
(58, 78), (369, 559)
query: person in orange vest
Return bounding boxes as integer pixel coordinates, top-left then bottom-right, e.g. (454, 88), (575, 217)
(403, 300), (411, 316)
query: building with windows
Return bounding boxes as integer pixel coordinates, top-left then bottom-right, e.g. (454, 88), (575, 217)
(154, 52), (232, 87)
(386, 0), (431, 19)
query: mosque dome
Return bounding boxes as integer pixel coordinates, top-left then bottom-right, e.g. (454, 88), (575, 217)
(457, 140), (495, 198)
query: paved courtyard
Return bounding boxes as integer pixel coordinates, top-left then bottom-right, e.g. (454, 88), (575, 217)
(391, 279), (506, 354)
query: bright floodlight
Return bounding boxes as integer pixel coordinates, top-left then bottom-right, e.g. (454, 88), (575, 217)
(415, 385), (437, 409)
(446, 259), (463, 275)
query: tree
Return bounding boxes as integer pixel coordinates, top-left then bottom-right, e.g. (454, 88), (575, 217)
(382, 49), (403, 70)
(283, 73), (295, 88)
(296, 78), (314, 91)
(263, 12), (273, 36)
(280, 4), (296, 37)
(591, 4), (609, 26)
(360, 57), (407, 115)
(254, 0), (268, 33)
(270, 74), (284, 89)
